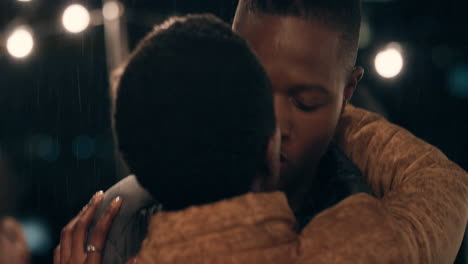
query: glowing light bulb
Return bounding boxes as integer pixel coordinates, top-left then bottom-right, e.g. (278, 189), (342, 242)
(6, 27), (34, 59)
(62, 4), (90, 33)
(103, 1), (121, 21)
(374, 46), (404, 79)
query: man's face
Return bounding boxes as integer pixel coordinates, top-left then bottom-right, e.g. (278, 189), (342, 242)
(234, 11), (355, 188)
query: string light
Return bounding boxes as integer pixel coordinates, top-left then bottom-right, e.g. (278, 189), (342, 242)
(103, 1), (122, 21)
(6, 27), (34, 59)
(62, 4), (90, 33)
(374, 44), (404, 79)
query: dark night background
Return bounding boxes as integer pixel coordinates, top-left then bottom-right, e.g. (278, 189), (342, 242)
(0, 0), (467, 263)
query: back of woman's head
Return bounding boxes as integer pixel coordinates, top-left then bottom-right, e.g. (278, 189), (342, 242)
(113, 14), (276, 211)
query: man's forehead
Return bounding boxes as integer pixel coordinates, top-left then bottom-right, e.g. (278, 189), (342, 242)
(234, 13), (343, 92)
(234, 11), (340, 43)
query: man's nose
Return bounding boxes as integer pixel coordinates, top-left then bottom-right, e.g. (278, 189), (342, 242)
(274, 95), (292, 142)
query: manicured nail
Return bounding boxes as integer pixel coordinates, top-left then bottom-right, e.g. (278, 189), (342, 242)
(90, 190), (103, 201)
(93, 191), (105, 204)
(112, 196), (121, 207)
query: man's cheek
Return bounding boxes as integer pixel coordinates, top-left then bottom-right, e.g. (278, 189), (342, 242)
(295, 134), (322, 161)
(299, 122), (335, 159)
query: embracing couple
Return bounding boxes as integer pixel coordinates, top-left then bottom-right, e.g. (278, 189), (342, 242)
(54, 1), (468, 264)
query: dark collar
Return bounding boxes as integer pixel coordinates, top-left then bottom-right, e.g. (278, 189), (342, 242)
(295, 145), (374, 230)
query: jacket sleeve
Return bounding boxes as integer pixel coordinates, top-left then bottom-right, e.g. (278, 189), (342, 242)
(320, 104), (468, 263)
(296, 193), (417, 263)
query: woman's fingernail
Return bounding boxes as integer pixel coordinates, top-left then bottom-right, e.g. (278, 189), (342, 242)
(112, 196), (121, 207)
(90, 190), (103, 202)
(80, 204), (88, 213)
(95, 190), (104, 200)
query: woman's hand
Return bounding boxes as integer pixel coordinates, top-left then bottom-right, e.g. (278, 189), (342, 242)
(54, 191), (122, 264)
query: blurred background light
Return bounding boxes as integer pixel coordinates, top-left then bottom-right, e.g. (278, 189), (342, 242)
(6, 27), (34, 59)
(17, 0), (32, 2)
(20, 217), (52, 256)
(359, 19), (371, 49)
(72, 135), (95, 159)
(32, 135), (61, 162)
(374, 45), (404, 79)
(62, 4), (90, 33)
(103, 1), (122, 21)
(449, 65), (468, 98)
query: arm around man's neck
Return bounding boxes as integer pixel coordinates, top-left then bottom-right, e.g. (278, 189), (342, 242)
(328, 104), (468, 263)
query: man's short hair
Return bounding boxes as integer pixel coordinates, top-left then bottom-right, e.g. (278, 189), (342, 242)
(241, 0), (362, 69)
(113, 14), (276, 211)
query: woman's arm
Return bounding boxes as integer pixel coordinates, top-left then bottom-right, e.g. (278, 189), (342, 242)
(327, 104), (468, 263)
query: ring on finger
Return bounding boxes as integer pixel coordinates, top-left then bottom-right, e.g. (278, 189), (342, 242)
(85, 244), (102, 254)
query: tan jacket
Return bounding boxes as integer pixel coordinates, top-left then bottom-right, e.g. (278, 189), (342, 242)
(137, 192), (299, 264)
(332, 105), (468, 263)
(137, 105), (468, 263)
(136, 191), (429, 264)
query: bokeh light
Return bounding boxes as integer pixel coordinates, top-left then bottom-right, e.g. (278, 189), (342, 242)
(6, 27), (34, 59)
(103, 1), (122, 21)
(72, 135), (96, 159)
(359, 20), (371, 49)
(62, 4), (90, 33)
(20, 217), (52, 256)
(449, 65), (468, 97)
(374, 45), (404, 79)
(32, 135), (61, 162)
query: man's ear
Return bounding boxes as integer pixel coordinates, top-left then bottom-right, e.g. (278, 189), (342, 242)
(341, 66), (364, 114)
